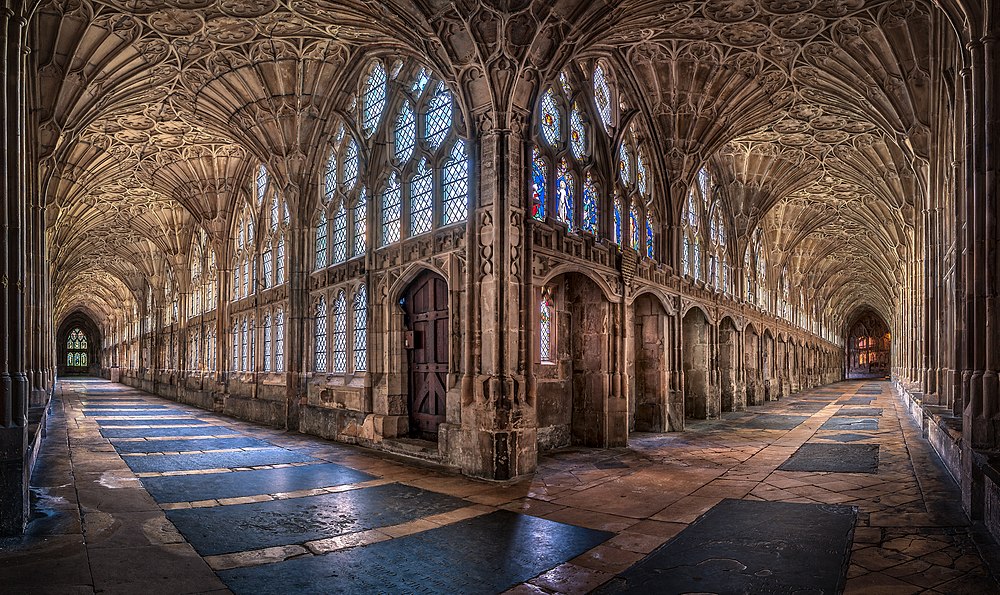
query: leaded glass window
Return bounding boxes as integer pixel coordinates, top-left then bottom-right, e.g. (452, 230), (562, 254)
(240, 318), (248, 371)
(353, 285), (367, 372)
(232, 326), (239, 371)
(332, 291), (347, 373)
(242, 258), (249, 298)
(362, 61), (387, 136)
(556, 158), (574, 229)
(275, 310), (284, 373)
(276, 238), (285, 284)
(425, 82), (452, 150)
(353, 187), (367, 257)
(67, 328), (88, 367)
(316, 213), (328, 269)
(637, 151), (648, 196)
(442, 141), (469, 225)
(315, 299), (328, 372)
(646, 212), (655, 259)
(395, 101), (416, 163)
(531, 147), (546, 220)
(324, 152), (337, 202)
(382, 173), (401, 246)
(570, 102), (587, 159)
(262, 244), (273, 288)
(540, 87), (560, 146)
(263, 315), (272, 372)
(343, 139), (359, 190)
(619, 142), (631, 186)
(256, 165), (267, 205)
(410, 160), (433, 236)
(540, 293), (554, 363)
(332, 204), (347, 263)
(593, 63), (613, 132)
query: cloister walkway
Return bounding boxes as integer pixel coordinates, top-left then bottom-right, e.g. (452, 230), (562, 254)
(1, 378), (997, 594)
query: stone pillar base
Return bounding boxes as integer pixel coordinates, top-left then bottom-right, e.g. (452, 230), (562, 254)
(0, 425), (28, 536)
(443, 425), (537, 481)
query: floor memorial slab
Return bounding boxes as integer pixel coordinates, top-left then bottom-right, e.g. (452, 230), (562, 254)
(778, 443), (880, 473)
(741, 414), (809, 430)
(217, 510), (612, 595)
(100, 425), (233, 438)
(166, 482), (468, 556)
(596, 499), (856, 594)
(140, 462), (375, 503)
(833, 407), (883, 417)
(820, 417), (879, 431)
(843, 397), (875, 405)
(95, 418), (210, 426)
(84, 409), (191, 417)
(111, 436), (272, 454)
(122, 447), (316, 474)
(813, 433), (875, 443)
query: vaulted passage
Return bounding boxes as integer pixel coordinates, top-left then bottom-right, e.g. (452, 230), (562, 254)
(3, 0), (1000, 592)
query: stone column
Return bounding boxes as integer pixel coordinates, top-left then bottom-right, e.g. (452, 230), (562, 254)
(284, 185), (307, 431)
(0, 3), (30, 536)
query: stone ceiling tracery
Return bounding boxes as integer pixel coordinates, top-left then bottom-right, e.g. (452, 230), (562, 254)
(36, 0), (950, 334)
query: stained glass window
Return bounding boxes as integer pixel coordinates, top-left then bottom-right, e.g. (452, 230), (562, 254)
(316, 213), (328, 269)
(410, 159), (433, 236)
(263, 315), (272, 372)
(275, 310), (284, 373)
(362, 61), (387, 136)
(556, 158), (574, 229)
(646, 212), (655, 259)
(354, 187), (367, 257)
(332, 291), (347, 373)
(531, 147), (546, 220)
(540, 293), (554, 363)
(343, 139), (359, 190)
(540, 87), (560, 146)
(262, 244), (273, 288)
(332, 204), (347, 263)
(637, 151), (648, 196)
(593, 63), (613, 132)
(582, 172), (598, 234)
(630, 204), (641, 252)
(395, 101), (416, 163)
(353, 285), (367, 372)
(570, 102), (587, 159)
(382, 173), (401, 246)
(613, 192), (623, 245)
(67, 328), (88, 367)
(425, 82), (452, 150)
(315, 299), (327, 372)
(442, 141), (469, 225)
(698, 167), (711, 202)
(619, 142), (631, 185)
(68, 328), (87, 349)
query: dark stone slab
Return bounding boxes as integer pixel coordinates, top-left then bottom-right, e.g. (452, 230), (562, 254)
(140, 462), (374, 503)
(834, 408), (883, 417)
(778, 443), (879, 473)
(85, 409), (190, 417)
(82, 404), (170, 409)
(814, 433), (873, 443)
(786, 402), (828, 412)
(96, 418), (211, 427)
(217, 510), (612, 595)
(597, 499), (856, 595)
(843, 397), (875, 405)
(122, 447), (315, 474)
(594, 460), (629, 470)
(741, 414), (809, 430)
(167, 482), (468, 556)
(101, 426), (231, 438)
(820, 417), (879, 431)
(111, 436), (271, 454)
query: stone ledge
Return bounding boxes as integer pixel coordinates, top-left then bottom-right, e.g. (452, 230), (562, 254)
(893, 381), (962, 485)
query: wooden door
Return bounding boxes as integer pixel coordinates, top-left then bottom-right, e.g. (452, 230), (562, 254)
(402, 272), (449, 440)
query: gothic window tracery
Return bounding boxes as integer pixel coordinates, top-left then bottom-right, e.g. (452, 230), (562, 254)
(315, 298), (328, 373)
(332, 291), (348, 373)
(353, 285), (368, 372)
(232, 199), (255, 301)
(67, 328), (88, 367)
(540, 290), (554, 363)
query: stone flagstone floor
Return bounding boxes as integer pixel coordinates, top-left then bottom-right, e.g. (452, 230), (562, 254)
(1, 378), (998, 594)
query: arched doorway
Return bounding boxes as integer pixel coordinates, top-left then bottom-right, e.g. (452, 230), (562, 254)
(744, 324), (761, 406)
(845, 310), (891, 379)
(58, 312), (100, 378)
(633, 293), (668, 432)
(683, 307), (713, 419)
(535, 272), (618, 448)
(719, 316), (739, 413)
(400, 271), (449, 441)
(761, 329), (775, 401)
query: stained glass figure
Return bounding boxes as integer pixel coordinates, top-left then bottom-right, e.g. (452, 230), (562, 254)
(556, 158), (575, 229)
(630, 204), (641, 252)
(613, 192), (623, 245)
(531, 147), (547, 220)
(646, 212), (655, 259)
(582, 172), (598, 234)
